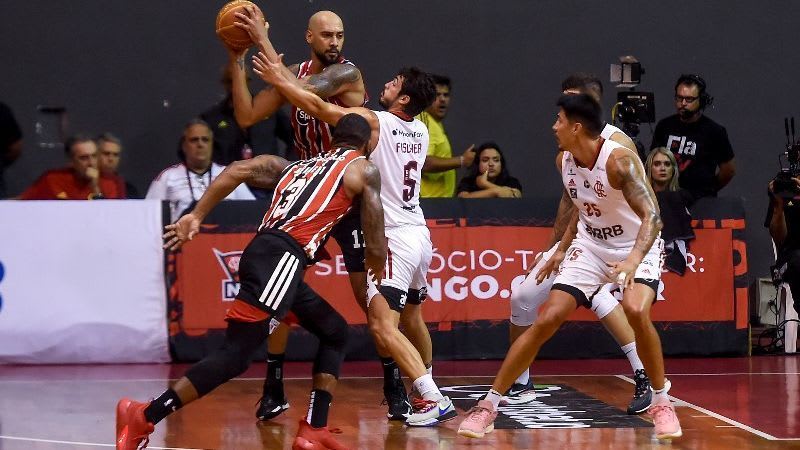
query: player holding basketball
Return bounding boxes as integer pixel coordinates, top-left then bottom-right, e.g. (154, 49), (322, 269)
(228, 8), (419, 421)
(458, 94), (681, 440)
(505, 74), (652, 415)
(252, 49), (459, 427)
(116, 114), (384, 450)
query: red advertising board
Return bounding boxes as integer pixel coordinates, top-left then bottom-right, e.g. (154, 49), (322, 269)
(176, 226), (734, 333)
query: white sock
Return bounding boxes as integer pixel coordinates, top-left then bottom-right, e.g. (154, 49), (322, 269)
(426, 364), (432, 376)
(413, 374), (443, 401)
(484, 389), (502, 410)
(652, 379), (671, 403)
(621, 342), (645, 372)
(515, 367), (530, 385)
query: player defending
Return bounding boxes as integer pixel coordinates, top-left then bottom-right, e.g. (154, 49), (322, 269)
(229, 7), (418, 420)
(505, 74), (652, 415)
(458, 94), (681, 440)
(252, 49), (458, 426)
(116, 114), (386, 450)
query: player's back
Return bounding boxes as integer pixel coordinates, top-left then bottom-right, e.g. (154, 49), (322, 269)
(370, 110), (428, 229)
(259, 147), (365, 258)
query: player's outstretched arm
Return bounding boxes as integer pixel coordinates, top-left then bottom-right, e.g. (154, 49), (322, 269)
(252, 52), (374, 128)
(229, 50), (289, 128)
(303, 64), (365, 106)
(344, 159), (387, 283)
(607, 149), (663, 286)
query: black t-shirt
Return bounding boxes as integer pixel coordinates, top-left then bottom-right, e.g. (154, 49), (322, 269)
(765, 195), (800, 260)
(456, 174), (523, 195)
(0, 102), (22, 166)
(651, 114), (734, 199)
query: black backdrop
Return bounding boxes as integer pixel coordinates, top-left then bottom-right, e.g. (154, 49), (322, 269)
(2, 1), (799, 298)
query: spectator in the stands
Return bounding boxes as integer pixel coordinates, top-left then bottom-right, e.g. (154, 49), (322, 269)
(457, 142), (522, 198)
(146, 118), (254, 222)
(645, 147), (695, 274)
(20, 134), (125, 200)
(97, 132), (140, 198)
(0, 101), (23, 198)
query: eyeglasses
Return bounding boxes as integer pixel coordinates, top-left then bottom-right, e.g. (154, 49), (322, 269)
(187, 136), (211, 143)
(674, 95), (699, 104)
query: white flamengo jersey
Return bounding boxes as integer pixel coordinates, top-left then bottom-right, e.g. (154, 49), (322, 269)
(370, 110), (429, 228)
(561, 139), (642, 250)
(600, 123), (623, 139)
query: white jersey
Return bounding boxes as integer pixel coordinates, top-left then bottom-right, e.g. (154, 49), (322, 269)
(370, 110), (428, 228)
(600, 123), (623, 140)
(146, 162), (255, 222)
(561, 139), (642, 250)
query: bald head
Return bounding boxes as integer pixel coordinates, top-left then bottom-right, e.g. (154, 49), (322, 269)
(308, 11), (343, 31)
(306, 11), (345, 66)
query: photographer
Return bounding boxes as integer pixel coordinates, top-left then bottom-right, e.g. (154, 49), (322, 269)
(766, 175), (800, 315)
(651, 74), (736, 201)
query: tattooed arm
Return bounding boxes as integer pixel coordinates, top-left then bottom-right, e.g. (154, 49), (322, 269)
(343, 159), (387, 283)
(301, 64), (366, 107)
(607, 147), (663, 285)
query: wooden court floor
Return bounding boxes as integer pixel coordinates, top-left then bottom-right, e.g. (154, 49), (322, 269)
(1, 356), (799, 449)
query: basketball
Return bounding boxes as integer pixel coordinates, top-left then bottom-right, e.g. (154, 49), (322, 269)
(215, 0), (262, 51)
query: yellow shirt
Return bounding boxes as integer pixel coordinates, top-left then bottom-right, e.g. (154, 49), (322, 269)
(417, 111), (455, 197)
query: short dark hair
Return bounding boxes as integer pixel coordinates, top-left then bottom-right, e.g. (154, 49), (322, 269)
(177, 118), (212, 161)
(331, 113), (371, 149)
(96, 132), (121, 147)
(561, 73), (603, 97)
(430, 74), (451, 90)
(398, 67), (437, 117)
(64, 133), (96, 157)
(556, 93), (604, 136)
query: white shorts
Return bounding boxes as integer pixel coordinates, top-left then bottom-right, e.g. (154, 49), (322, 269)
(510, 242), (620, 327)
(552, 237), (664, 306)
(367, 225), (432, 306)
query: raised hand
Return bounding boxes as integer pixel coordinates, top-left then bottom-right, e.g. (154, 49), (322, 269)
(233, 5), (269, 46)
(162, 213), (201, 251)
(251, 52), (285, 85)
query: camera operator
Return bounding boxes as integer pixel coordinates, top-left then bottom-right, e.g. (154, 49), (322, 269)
(651, 74), (736, 201)
(766, 175), (800, 315)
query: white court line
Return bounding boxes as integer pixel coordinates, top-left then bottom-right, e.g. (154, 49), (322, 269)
(616, 375), (800, 441)
(0, 435), (201, 449)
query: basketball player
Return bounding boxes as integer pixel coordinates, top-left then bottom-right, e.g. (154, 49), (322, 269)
(505, 74), (652, 415)
(115, 114), (385, 450)
(458, 94), (681, 440)
(229, 8), (418, 420)
(252, 50), (458, 427)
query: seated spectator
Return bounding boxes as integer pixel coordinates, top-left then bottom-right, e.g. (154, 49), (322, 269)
(20, 134), (125, 200)
(97, 132), (141, 198)
(645, 147), (695, 274)
(457, 142), (522, 198)
(766, 174), (800, 315)
(146, 119), (254, 223)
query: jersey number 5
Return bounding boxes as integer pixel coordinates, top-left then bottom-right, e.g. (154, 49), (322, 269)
(403, 161), (418, 202)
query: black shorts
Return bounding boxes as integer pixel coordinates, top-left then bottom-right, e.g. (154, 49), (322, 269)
(236, 229), (314, 321)
(328, 209), (365, 273)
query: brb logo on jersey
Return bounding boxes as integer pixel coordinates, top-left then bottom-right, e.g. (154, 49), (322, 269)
(213, 249), (242, 302)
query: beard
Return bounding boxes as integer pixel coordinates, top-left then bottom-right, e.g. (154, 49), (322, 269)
(314, 48), (341, 66)
(678, 108), (698, 121)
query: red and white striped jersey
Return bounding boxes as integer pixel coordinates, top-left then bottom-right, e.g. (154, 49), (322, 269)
(290, 58), (367, 160)
(258, 147), (365, 259)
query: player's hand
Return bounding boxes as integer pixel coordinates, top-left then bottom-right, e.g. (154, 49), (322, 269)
(163, 213), (201, 251)
(535, 249), (565, 284)
(365, 249), (386, 286)
(252, 52), (285, 85)
(524, 251), (544, 276)
(461, 145), (476, 167)
(607, 258), (639, 290)
(233, 5), (269, 47)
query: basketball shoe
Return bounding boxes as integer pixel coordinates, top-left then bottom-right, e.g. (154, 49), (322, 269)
(256, 390), (290, 421)
(382, 383), (411, 420)
(405, 396), (457, 426)
(116, 398), (154, 450)
(457, 399), (498, 438)
(627, 369), (652, 414)
(499, 379), (536, 405)
(292, 419), (348, 450)
(648, 395), (682, 440)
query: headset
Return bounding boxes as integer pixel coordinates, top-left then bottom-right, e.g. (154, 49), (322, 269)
(675, 74), (714, 109)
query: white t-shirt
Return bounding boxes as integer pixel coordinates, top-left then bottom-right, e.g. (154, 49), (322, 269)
(146, 162), (254, 222)
(369, 111), (429, 228)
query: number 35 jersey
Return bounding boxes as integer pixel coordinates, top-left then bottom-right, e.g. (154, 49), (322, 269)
(561, 140), (643, 251)
(370, 111), (429, 229)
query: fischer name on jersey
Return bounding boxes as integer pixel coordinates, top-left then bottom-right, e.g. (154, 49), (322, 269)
(561, 139), (642, 250)
(291, 59), (368, 160)
(369, 111), (429, 228)
(259, 148), (365, 259)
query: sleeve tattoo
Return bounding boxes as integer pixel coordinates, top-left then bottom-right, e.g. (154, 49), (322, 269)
(304, 64), (362, 99)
